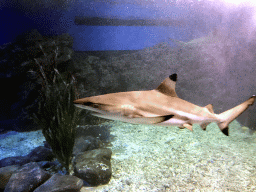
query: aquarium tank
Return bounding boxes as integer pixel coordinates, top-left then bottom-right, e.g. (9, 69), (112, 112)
(1, 0), (256, 191)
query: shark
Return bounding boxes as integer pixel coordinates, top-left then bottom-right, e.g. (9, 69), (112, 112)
(74, 74), (255, 136)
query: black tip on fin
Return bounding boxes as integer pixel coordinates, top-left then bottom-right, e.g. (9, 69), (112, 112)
(163, 115), (175, 121)
(169, 73), (177, 82)
(222, 127), (229, 136)
(153, 115), (175, 124)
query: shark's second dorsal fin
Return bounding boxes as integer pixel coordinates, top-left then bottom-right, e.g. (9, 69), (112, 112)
(205, 104), (214, 113)
(156, 73), (178, 97)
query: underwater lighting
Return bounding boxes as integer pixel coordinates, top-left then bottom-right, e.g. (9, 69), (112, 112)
(216, 0), (256, 6)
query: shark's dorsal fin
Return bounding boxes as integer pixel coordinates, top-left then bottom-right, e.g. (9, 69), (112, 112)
(156, 73), (178, 97)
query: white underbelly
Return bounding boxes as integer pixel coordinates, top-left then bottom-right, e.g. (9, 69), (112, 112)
(157, 118), (187, 126)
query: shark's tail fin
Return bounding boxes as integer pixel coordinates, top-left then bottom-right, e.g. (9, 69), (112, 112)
(217, 95), (255, 136)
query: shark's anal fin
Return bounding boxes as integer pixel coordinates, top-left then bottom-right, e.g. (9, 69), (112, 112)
(200, 104), (214, 131)
(156, 73), (178, 97)
(200, 122), (210, 130)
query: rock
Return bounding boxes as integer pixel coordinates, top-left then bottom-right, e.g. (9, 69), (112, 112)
(0, 165), (20, 190)
(0, 146), (54, 168)
(74, 148), (112, 186)
(0, 156), (29, 169)
(33, 174), (83, 192)
(27, 146), (54, 162)
(4, 162), (51, 192)
(36, 161), (59, 169)
(73, 136), (101, 156)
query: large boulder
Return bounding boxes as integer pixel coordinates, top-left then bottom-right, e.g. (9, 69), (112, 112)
(33, 174), (83, 192)
(0, 146), (54, 168)
(74, 148), (112, 186)
(4, 162), (51, 192)
(0, 165), (20, 190)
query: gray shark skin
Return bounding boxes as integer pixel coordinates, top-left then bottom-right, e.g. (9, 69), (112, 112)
(74, 74), (255, 136)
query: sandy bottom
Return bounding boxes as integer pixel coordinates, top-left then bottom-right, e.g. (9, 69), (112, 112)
(1, 120), (255, 191)
(82, 120), (256, 192)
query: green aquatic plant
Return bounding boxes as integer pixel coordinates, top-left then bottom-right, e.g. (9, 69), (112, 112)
(33, 45), (80, 174)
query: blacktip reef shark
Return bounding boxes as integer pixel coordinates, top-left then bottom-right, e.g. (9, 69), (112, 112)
(74, 74), (255, 136)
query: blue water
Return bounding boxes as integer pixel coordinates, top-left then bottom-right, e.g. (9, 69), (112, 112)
(69, 25), (193, 51)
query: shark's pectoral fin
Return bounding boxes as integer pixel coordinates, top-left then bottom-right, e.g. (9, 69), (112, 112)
(75, 102), (144, 117)
(130, 115), (174, 124)
(92, 113), (174, 125)
(183, 123), (193, 131)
